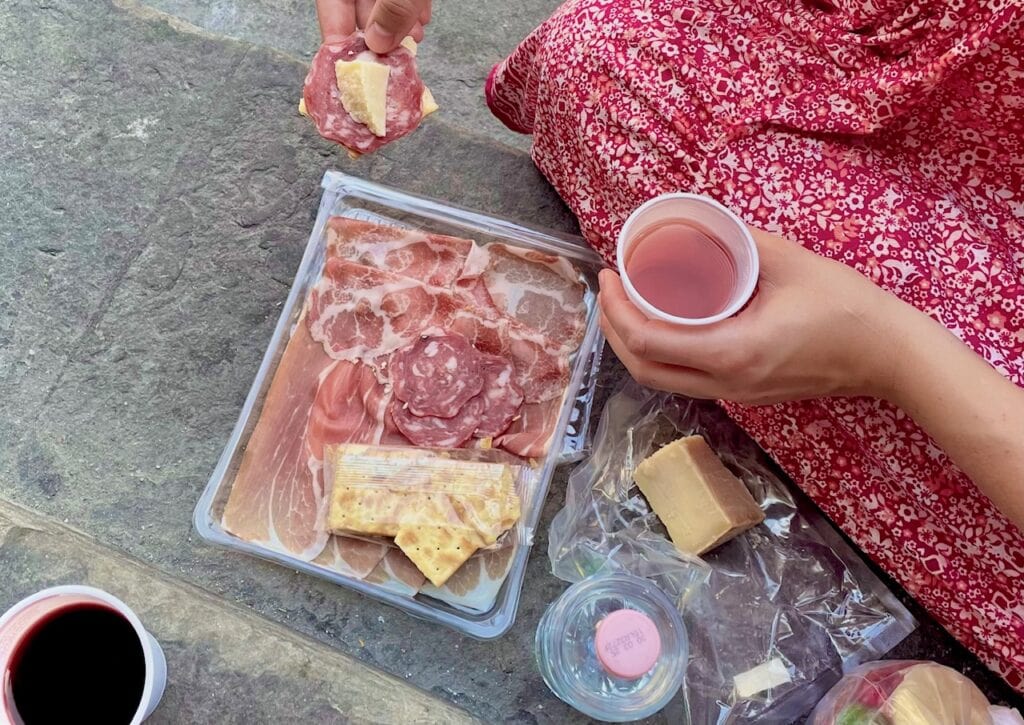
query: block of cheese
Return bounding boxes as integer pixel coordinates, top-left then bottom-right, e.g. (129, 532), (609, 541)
(334, 58), (391, 137)
(633, 436), (764, 555)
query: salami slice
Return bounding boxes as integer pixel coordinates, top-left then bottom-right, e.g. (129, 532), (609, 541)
(473, 355), (525, 439)
(302, 33), (424, 155)
(391, 334), (484, 418)
(391, 396), (484, 449)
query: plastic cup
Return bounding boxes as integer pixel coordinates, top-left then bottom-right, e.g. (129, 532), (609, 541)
(616, 193), (759, 326)
(0, 585), (167, 724)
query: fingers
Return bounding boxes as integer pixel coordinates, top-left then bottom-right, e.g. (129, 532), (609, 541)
(598, 269), (739, 369)
(355, 0), (375, 28)
(366, 0), (425, 53)
(316, 0), (357, 42)
(600, 311), (721, 399)
(420, 2), (431, 25)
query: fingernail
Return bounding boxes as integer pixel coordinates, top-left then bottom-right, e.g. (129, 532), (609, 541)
(365, 23), (398, 53)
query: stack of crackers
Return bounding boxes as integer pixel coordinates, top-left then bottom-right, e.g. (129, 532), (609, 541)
(326, 445), (521, 587)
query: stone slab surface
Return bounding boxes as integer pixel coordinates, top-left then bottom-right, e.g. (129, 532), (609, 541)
(1, 0), (1021, 722)
(0, 499), (478, 724)
(140, 0), (558, 152)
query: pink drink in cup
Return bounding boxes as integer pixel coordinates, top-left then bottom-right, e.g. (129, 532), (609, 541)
(0, 586), (166, 725)
(617, 194), (759, 326)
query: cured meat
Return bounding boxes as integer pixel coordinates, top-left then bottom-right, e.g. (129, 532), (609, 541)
(473, 354), (524, 439)
(307, 359), (391, 460)
(221, 322), (332, 560)
(326, 217), (473, 288)
(307, 259), (462, 362)
(302, 34), (424, 155)
(313, 534), (388, 579)
(391, 396), (485, 449)
(450, 310), (567, 404)
(421, 544), (517, 613)
(495, 396), (565, 459)
(391, 333), (484, 418)
(472, 244), (588, 353)
(364, 548), (427, 596)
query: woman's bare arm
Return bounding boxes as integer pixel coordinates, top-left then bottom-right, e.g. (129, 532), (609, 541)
(882, 305), (1024, 530)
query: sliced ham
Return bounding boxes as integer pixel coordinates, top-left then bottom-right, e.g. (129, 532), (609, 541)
(221, 322), (332, 560)
(363, 548), (427, 596)
(313, 534), (389, 579)
(420, 545), (517, 613)
(326, 217), (473, 288)
(495, 396), (565, 459)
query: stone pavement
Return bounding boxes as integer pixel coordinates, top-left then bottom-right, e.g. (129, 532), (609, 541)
(0, 0), (1020, 722)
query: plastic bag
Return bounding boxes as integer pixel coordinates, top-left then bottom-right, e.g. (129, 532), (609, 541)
(549, 378), (917, 723)
(809, 660), (1023, 725)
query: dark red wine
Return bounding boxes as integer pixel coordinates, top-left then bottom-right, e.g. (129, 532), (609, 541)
(626, 220), (737, 318)
(10, 604), (145, 725)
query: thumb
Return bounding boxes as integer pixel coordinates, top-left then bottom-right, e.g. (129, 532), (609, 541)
(366, 0), (421, 53)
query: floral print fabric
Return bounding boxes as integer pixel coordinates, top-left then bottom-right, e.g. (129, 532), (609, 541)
(486, 0), (1024, 691)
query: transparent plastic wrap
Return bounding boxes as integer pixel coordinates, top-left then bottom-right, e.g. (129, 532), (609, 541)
(549, 379), (917, 722)
(194, 172), (606, 638)
(808, 661), (1024, 725)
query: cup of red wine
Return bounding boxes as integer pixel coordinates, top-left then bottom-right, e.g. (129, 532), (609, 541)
(0, 586), (167, 725)
(617, 193), (759, 325)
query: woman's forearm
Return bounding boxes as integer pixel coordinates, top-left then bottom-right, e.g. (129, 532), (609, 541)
(882, 304), (1024, 532)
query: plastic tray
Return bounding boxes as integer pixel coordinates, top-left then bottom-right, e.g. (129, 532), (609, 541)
(194, 172), (605, 638)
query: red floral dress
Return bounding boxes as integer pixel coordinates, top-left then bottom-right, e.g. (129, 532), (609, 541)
(486, 0), (1024, 692)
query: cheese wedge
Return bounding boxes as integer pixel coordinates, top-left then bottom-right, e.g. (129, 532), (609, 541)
(334, 59), (391, 137)
(400, 36), (418, 55)
(421, 87), (439, 117)
(297, 98), (308, 117)
(633, 436), (764, 556)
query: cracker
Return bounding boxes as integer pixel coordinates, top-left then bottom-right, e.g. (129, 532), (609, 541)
(395, 525), (485, 588)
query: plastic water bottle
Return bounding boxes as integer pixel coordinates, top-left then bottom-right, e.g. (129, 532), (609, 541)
(535, 573), (688, 722)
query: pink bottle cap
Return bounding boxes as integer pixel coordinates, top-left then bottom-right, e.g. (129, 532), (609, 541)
(595, 609), (661, 680)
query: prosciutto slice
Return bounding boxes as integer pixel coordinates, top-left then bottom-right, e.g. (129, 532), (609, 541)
(495, 397), (565, 459)
(220, 323), (331, 559)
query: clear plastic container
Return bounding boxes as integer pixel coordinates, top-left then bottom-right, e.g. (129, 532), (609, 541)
(192, 172), (605, 639)
(536, 573), (688, 722)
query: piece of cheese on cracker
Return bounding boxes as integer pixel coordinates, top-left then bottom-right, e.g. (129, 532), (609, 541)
(334, 58), (391, 137)
(634, 436), (764, 556)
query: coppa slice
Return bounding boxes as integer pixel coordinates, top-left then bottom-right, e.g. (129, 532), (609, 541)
(473, 354), (524, 439)
(391, 333), (484, 418)
(391, 396), (484, 449)
(462, 243), (589, 354)
(303, 33), (424, 155)
(306, 259), (464, 363)
(325, 217), (473, 289)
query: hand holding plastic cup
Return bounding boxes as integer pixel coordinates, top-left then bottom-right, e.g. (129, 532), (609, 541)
(0, 586), (166, 725)
(616, 193), (759, 326)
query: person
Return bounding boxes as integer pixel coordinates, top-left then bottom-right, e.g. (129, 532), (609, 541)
(316, 0), (1024, 692)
